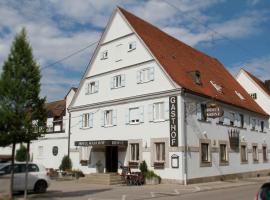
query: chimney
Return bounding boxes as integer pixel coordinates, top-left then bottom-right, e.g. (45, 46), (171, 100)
(264, 80), (270, 92)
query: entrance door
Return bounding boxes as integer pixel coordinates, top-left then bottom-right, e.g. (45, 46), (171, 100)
(105, 146), (118, 173)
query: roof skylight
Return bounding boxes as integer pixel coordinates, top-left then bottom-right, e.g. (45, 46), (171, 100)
(235, 90), (245, 100)
(210, 80), (223, 93)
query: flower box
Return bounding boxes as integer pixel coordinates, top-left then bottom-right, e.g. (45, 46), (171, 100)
(80, 160), (88, 166)
(154, 162), (165, 169)
(128, 161), (139, 168)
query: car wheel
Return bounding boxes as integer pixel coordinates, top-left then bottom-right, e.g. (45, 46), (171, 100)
(34, 180), (47, 193)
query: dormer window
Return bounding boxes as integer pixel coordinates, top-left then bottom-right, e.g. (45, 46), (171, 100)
(235, 91), (245, 100)
(128, 41), (136, 51)
(250, 93), (257, 99)
(101, 50), (108, 60)
(210, 80), (222, 93)
(189, 70), (201, 85)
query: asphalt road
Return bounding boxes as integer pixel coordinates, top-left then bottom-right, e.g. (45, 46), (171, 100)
(10, 179), (263, 200)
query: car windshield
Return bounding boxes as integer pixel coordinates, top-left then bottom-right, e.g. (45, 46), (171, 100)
(260, 186), (270, 200)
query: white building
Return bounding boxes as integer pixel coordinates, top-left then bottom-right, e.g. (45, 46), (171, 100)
(29, 87), (76, 169)
(66, 7), (270, 184)
(236, 69), (270, 125)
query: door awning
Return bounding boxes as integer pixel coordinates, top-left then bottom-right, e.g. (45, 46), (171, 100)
(74, 140), (128, 147)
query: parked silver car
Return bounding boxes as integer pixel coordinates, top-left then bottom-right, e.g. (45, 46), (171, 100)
(0, 162), (51, 193)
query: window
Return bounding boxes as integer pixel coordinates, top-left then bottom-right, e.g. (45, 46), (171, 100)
(189, 70), (201, 85)
(85, 81), (99, 94)
(137, 67), (154, 83)
(251, 118), (256, 130)
(197, 103), (207, 121)
(111, 75), (125, 89)
(101, 50), (108, 60)
(201, 143), (210, 163)
(105, 110), (113, 126)
(83, 113), (89, 128)
(155, 143), (165, 162)
(229, 112), (235, 126)
(129, 107), (140, 124)
(220, 144), (228, 163)
(38, 146), (44, 157)
(128, 41), (136, 51)
(240, 114), (244, 128)
(241, 145), (248, 163)
(130, 143), (139, 161)
(250, 93), (257, 99)
(153, 102), (164, 121)
(263, 146), (268, 162)
(253, 145), (258, 162)
(261, 121), (265, 132)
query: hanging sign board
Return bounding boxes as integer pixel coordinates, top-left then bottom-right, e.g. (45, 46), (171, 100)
(205, 103), (224, 118)
(169, 96), (178, 147)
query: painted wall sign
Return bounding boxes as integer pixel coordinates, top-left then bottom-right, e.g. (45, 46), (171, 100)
(52, 146), (58, 156)
(205, 103), (224, 118)
(169, 96), (178, 147)
(228, 129), (240, 152)
(74, 140), (128, 147)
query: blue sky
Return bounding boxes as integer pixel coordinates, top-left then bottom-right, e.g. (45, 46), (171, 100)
(0, 0), (269, 102)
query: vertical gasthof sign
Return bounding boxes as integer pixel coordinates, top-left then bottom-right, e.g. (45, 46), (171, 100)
(169, 96), (178, 147)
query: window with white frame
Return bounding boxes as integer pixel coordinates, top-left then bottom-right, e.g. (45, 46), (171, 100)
(197, 103), (207, 121)
(153, 102), (164, 121)
(111, 75), (125, 89)
(155, 142), (165, 162)
(253, 145), (258, 162)
(128, 41), (136, 51)
(241, 144), (248, 163)
(137, 67), (154, 83)
(251, 118), (256, 130)
(129, 107), (140, 124)
(201, 143), (210, 163)
(130, 143), (139, 161)
(85, 81), (99, 94)
(220, 144), (228, 163)
(81, 113), (93, 128)
(105, 110), (113, 126)
(38, 146), (44, 157)
(101, 50), (108, 60)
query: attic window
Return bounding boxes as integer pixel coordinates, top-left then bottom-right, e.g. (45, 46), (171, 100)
(210, 81), (222, 93)
(235, 91), (245, 100)
(189, 70), (201, 85)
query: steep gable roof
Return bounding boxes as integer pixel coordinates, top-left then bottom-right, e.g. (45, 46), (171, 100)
(242, 69), (270, 97)
(118, 7), (267, 116)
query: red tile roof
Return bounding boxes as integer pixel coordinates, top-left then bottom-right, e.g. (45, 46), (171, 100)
(118, 7), (267, 116)
(242, 69), (270, 97)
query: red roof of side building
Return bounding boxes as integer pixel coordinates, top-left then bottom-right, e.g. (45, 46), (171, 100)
(242, 69), (270, 97)
(118, 7), (268, 116)
(46, 99), (66, 118)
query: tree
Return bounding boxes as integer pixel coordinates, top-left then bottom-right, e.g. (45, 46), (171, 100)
(59, 155), (72, 171)
(15, 144), (28, 161)
(0, 28), (47, 200)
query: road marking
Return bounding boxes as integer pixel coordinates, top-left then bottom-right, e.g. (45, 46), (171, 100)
(194, 186), (201, 191)
(174, 189), (180, 194)
(121, 194), (126, 200)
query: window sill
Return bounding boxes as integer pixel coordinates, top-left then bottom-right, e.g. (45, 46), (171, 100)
(127, 48), (136, 52)
(200, 161), (212, 167)
(80, 127), (92, 130)
(111, 85), (125, 90)
(129, 122), (141, 125)
(198, 119), (211, 124)
(100, 57), (108, 60)
(153, 119), (166, 123)
(219, 161), (229, 166)
(104, 125), (115, 128)
(85, 92), (98, 95)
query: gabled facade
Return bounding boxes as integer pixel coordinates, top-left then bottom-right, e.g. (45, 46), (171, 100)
(68, 7), (270, 184)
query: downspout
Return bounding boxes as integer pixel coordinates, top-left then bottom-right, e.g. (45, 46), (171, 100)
(180, 90), (188, 185)
(67, 110), (71, 159)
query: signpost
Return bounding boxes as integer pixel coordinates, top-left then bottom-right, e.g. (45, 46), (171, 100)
(169, 96), (178, 147)
(205, 103), (224, 118)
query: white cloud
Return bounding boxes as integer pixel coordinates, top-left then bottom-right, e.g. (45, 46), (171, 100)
(230, 55), (270, 81)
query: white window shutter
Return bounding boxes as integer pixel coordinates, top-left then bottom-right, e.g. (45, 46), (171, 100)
(165, 100), (169, 120)
(149, 67), (154, 81)
(85, 83), (89, 95)
(121, 74), (125, 86)
(125, 109), (130, 125)
(113, 110), (117, 126)
(81, 115), (84, 128)
(148, 104), (153, 122)
(100, 111), (105, 127)
(137, 70), (141, 84)
(110, 77), (114, 89)
(140, 106), (144, 123)
(95, 81), (99, 93)
(196, 103), (202, 120)
(89, 113), (93, 128)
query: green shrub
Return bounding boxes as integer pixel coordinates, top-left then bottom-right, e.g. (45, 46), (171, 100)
(15, 144), (28, 162)
(59, 155), (72, 171)
(145, 170), (161, 183)
(139, 160), (148, 175)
